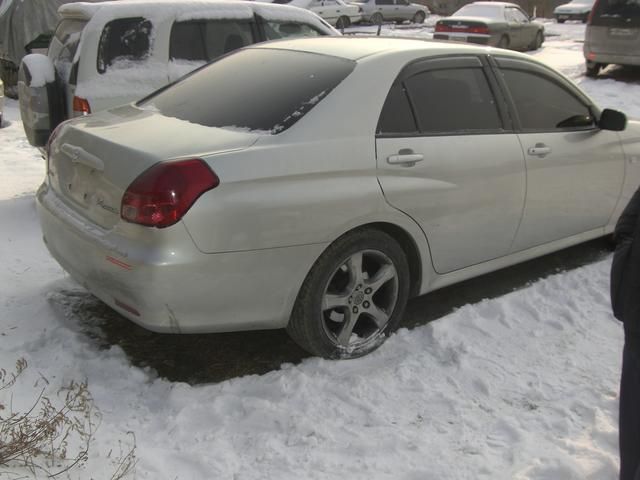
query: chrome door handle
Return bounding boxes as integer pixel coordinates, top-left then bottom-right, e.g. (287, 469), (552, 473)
(527, 143), (552, 157)
(387, 152), (424, 166)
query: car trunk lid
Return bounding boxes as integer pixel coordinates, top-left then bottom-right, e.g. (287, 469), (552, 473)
(47, 105), (261, 230)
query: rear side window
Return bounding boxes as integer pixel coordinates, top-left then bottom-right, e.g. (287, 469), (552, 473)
(404, 68), (502, 134)
(591, 0), (640, 26)
(48, 19), (87, 81)
(262, 21), (325, 40)
(501, 69), (593, 131)
(97, 18), (152, 73)
(377, 83), (417, 135)
(140, 49), (355, 133)
(170, 20), (256, 62)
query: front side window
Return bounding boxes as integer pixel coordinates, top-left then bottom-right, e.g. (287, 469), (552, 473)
(501, 69), (594, 131)
(170, 20), (256, 62)
(263, 21), (324, 40)
(140, 48), (355, 134)
(97, 17), (152, 73)
(376, 0), (394, 5)
(404, 67), (502, 134)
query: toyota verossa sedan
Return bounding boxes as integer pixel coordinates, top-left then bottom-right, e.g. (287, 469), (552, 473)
(38, 37), (639, 359)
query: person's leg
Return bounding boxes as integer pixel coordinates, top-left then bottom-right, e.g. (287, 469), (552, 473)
(620, 342), (640, 480)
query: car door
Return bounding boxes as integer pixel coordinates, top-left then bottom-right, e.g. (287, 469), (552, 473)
(374, 0), (394, 20)
(311, 0), (339, 24)
(376, 56), (526, 274)
(493, 57), (625, 252)
(394, 0), (412, 21)
(504, 7), (525, 48)
(511, 7), (538, 49)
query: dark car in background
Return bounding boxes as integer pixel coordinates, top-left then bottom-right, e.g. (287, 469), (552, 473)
(584, 0), (640, 76)
(434, 1), (544, 51)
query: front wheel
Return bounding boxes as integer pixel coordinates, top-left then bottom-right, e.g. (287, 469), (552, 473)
(530, 31), (544, 51)
(336, 15), (351, 29)
(413, 11), (426, 24)
(370, 12), (383, 25)
(287, 229), (410, 359)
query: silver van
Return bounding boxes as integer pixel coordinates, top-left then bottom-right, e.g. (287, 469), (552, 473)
(584, 0), (640, 76)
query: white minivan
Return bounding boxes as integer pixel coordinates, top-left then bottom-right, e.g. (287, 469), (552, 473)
(18, 0), (337, 147)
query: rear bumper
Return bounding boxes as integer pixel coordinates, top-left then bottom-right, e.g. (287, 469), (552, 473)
(37, 183), (326, 333)
(584, 47), (640, 67)
(555, 12), (588, 20)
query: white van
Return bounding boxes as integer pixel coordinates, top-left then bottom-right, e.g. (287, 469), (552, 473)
(18, 0), (337, 147)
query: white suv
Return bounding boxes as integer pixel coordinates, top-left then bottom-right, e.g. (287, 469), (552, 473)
(18, 0), (337, 147)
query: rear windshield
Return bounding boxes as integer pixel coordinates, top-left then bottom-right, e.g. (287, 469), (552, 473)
(453, 4), (503, 18)
(139, 48), (355, 134)
(97, 17), (153, 73)
(592, 0), (640, 26)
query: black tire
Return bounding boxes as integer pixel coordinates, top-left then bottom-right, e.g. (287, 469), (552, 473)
(336, 15), (351, 29)
(557, 18), (566, 23)
(287, 228), (410, 359)
(497, 35), (510, 49)
(371, 12), (383, 25)
(585, 61), (601, 77)
(413, 11), (426, 24)
(530, 31), (544, 51)
(582, 14), (589, 23)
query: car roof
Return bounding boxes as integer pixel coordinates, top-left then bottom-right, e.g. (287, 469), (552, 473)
(58, 0), (323, 21)
(252, 36), (527, 61)
(463, 1), (518, 7)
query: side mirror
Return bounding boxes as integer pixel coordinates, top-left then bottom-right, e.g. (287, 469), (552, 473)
(599, 108), (627, 131)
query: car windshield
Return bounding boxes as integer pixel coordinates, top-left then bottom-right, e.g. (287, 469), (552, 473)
(453, 4), (502, 18)
(592, 0), (640, 25)
(139, 48), (355, 134)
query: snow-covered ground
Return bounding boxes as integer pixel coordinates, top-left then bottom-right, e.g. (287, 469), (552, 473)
(2, 22), (640, 480)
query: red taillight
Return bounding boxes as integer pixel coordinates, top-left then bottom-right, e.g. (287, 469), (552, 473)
(73, 96), (91, 116)
(121, 159), (219, 228)
(587, 0), (599, 24)
(468, 26), (489, 34)
(435, 23), (451, 32)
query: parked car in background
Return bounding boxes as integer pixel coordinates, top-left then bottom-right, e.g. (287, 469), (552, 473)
(18, 0), (337, 147)
(350, 0), (429, 24)
(434, 1), (544, 51)
(584, 0), (640, 77)
(0, 0), (105, 97)
(37, 37), (638, 359)
(553, 0), (595, 23)
(273, 0), (361, 28)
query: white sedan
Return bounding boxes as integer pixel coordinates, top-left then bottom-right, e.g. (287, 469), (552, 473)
(37, 37), (639, 359)
(287, 0), (362, 28)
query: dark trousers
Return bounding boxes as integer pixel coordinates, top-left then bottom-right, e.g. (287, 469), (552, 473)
(620, 342), (640, 480)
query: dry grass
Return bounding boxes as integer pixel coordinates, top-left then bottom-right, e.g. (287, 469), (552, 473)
(0, 358), (136, 479)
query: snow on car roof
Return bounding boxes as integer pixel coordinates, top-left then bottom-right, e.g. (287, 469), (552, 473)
(59, 0), (331, 26)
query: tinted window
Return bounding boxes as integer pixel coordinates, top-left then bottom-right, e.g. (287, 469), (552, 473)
(404, 68), (501, 134)
(140, 49), (355, 133)
(376, 0), (394, 5)
(97, 18), (152, 73)
(502, 69), (593, 131)
(592, 0), (640, 26)
(377, 83), (417, 134)
(170, 20), (256, 62)
(263, 21), (324, 40)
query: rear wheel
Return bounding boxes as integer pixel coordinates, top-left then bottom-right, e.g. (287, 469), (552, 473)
(586, 61), (601, 77)
(371, 12), (383, 25)
(557, 18), (566, 23)
(336, 15), (351, 29)
(287, 228), (410, 359)
(413, 11), (426, 24)
(497, 35), (510, 49)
